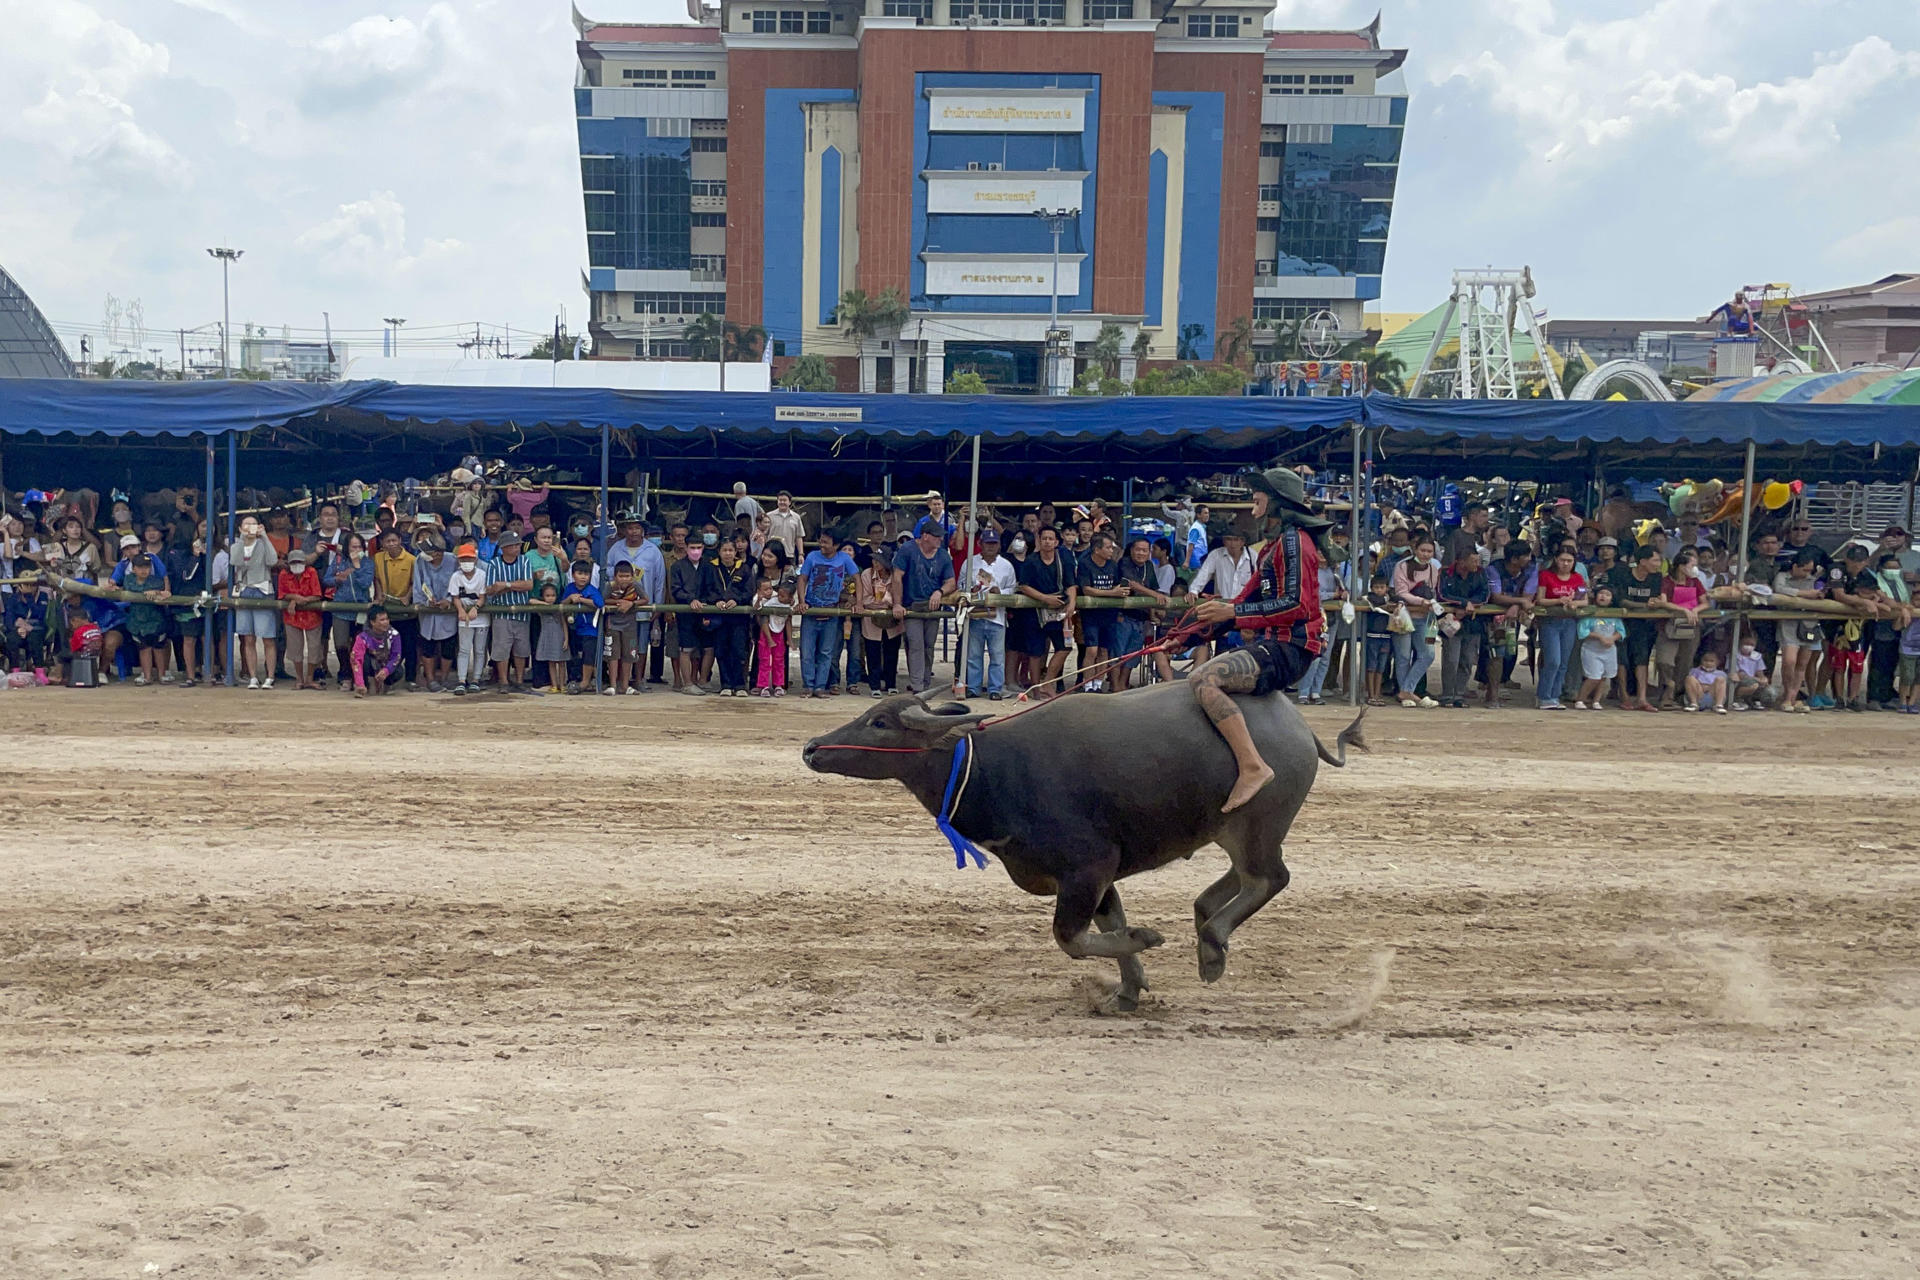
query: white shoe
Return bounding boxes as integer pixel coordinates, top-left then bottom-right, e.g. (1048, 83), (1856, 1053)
(261, 678), (274, 690)
(247, 676), (260, 690)
(1573, 700), (1588, 710)
(1417, 696), (1439, 708)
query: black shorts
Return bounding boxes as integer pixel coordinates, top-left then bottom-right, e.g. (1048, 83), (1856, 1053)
(418, 635), (454, 661)
(130, 627), (168, 651)
(1020, 620), (1066, 657)
(1623, 626), (1657, 670)
(1081, 615), (1114, 652)
(676, 614), (709, 649)
(1247, 637), (1313, 696)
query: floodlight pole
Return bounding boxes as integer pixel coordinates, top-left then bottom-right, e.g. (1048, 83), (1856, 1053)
(207, 247), (242, 377)
(1033, 207), (1079, 396)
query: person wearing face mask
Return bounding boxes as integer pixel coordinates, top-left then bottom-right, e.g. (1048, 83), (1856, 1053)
(670, 533), (721, 694)
(412, 534), (458, 692)
(1002, 529), (1035, 691)
(448, 544), (490, 694)
(229, 515), (280, 689)
(327, 533), (376, 690)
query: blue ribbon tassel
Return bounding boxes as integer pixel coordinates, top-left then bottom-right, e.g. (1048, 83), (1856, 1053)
(937, 736), (990, 870)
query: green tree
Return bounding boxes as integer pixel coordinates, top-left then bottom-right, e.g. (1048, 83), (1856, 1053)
(1220, 315), (1254, 367)
(1176, 322), (1208, 361)
(1134, 362), (1245, 397)
(1131, 329), (1153, 362)
(685, 313), (724, 362)
(778, 352), (837, 391)
(946, 370), (988, 394)
(723, 321), (767, 363)
(1089, 322), (1124, 378)
(521, 329), (573, 360)
(1361, 347), (1406, 395)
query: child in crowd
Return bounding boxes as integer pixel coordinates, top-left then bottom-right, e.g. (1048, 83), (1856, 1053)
(448, 543), (489, 696)
(1575, 581), (1622, 710)
(277, 549), (326, 690)
(533, 581), (571, 692)
(66, 601), (102, 686)
(1900, 614), (1920, 714)
(1684, 648), (1729, 714)
(351, 606), (404, 696)
(1731, 636), (1774, 710)
(1362, 571), (1393, 707)
(560, 559), (602, 694)
(754, 575), (795, 697)
(4, 581), (50, 684)
(601, 560), (642, 695)
(121, 552), (172, 687)
(1772, 548), (1826, 712)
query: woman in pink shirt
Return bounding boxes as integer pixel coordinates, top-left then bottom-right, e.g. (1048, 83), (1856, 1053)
(1531, 548), (1588, 710)
(1389, 535), (1442, 707)
(1653, 547), (1708, 707)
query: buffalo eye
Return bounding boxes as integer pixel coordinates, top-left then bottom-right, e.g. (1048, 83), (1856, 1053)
(871, 715), (892, 730)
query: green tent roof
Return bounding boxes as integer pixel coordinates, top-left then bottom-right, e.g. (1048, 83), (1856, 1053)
(1378, 299), (1541, 369)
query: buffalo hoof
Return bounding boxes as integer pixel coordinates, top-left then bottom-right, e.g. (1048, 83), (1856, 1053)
(1095, 989), (1140, 1016)
(1129, 926), (1165, 950)
(1197, 936), (1228, 984)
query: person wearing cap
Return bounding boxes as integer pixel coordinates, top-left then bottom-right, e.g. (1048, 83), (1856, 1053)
(276, 548), (326, 690)
(486, 530), (536, 691)
(228, 514), (280, 689)
(411, 531), (457, 692)
(117, 550), (171, 686)
(1879, 526), (1920, 589)
(448, 543), (490, 694)
(1189, 467), (1334, 812)
(768, 491), (807, 562)
(960, 527), (1018, 700)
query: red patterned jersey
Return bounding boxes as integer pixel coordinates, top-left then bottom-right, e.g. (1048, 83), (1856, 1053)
(1231, 526), (1325, 654)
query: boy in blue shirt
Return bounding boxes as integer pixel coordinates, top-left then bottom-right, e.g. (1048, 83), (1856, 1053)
(560, 559), (603, 693)
(796, 529), (858, 695)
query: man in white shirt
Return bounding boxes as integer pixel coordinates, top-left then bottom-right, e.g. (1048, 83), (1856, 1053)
(767, 491), (806, 562)
(1188, 526), (1255, 601)
(961, 528), (1019, 699)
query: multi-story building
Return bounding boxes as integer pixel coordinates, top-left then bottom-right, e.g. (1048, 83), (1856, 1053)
(574, 5), (1406, 392)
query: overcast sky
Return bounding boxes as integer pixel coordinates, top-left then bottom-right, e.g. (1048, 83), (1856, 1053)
(2, 0), (1915, 361)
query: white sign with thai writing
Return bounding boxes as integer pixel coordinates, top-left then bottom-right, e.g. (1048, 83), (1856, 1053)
(924, 173), (1087, 215)
(923, 256), (1082, 297)
(926, 90), (1086, 134)
(774, 405), (863, 423)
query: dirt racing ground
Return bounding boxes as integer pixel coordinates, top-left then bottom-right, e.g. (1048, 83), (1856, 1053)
(1, 685), (1917, 1279)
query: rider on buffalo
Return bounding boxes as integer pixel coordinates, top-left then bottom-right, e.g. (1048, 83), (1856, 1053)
(1188, 467), (1335, 812)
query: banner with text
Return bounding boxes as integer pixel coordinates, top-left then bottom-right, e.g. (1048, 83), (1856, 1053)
(924, 172), (1088, 216)
(923, 256), (1083, 297)
(925, 91), (1086, 134)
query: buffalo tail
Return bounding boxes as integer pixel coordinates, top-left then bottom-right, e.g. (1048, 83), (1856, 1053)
(1312, 709), (1370, 768)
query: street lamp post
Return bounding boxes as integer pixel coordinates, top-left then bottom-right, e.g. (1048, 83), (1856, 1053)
(383, 317), (408, 358)
(206, 247), (242, 378)
(1032, 207), (1079, 396)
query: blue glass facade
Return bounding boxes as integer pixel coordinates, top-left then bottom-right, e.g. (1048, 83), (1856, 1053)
(578, 116), (693, 272)
(1272, 123), (1400, 281)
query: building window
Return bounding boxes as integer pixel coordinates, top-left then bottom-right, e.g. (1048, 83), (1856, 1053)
(628, 292), (727, 316)
(1260, 140), (1284, 157)
(690, 179), (727, 197)
(1256, 216), (1280, 232)
(671, 68), (717, 82)
(1253, 299), (1333, 321)
(952, 0), (1059, 21)
(691, 136), (728, 152)
(1272, 124), (1401, 278)
(1086, 0), (1130, 16)
(1308, 74), (1355, 86)
(1265, 73), (1304, 86)
(750, 9), (777, 31)
(581, 145), (694, 273)
(883, 0), (933, 15)
(692, 212), (727, 226)
(1186, 13), (1244, 37)
(807, 10), (832, 31)
(690, 254), (727, 278)
(778, 10), (804, 32)
(1257, 184), (1281, 202)
(622, 68), (669, 83)
(1309, 88), (1344, 96)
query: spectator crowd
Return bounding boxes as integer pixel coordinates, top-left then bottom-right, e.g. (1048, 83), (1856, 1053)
(4, 479), (1919, 716)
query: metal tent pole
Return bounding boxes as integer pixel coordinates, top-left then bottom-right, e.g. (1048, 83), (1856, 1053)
(1349, 420), (1364, 707)
(597, 423), (610, 693)
(203, 434), (216, 678)
(955, 432), (982, 696)
(225, 433), (237, 686)
(1730, 439), (1756, 663)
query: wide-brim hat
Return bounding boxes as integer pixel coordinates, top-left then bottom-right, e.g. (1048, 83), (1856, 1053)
(1246, 467), (1334, 530)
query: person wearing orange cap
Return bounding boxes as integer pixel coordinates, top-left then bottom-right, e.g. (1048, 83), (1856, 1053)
(447, 543), (489, 694)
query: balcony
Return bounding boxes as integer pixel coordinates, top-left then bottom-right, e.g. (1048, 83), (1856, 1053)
(1257, 199), (1280, 218)
(691, 193), (727, 213)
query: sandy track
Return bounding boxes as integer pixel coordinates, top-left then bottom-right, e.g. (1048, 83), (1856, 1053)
(2, 690), (1917, 1278)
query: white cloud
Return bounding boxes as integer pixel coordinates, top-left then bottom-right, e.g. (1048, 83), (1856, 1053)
(1433, 0), (1918, 172)
(299, 4), (466, 111)
(0, 0), (186, 182)
(1827, 215), (1920, 268)
(294, 190), (467, 276)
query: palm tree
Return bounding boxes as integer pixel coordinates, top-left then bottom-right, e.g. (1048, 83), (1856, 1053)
(834, 287), (909, 389)
(777, 353), (836, 391)
(723, 321), (767, 363)
(1363, 348), (1406, 395)
(686, 312), (724, 362)
(1130, 329), (1153, 363)
(1220, 315), (1254, 367)
(1089, 322), (1123, 378)
(1176, 322), (1208, 361)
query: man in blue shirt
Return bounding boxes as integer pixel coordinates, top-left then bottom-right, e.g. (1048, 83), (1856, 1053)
(892, 524), (956, 694)
(796, 529), (858, 696)
(912, 491), (957, 544)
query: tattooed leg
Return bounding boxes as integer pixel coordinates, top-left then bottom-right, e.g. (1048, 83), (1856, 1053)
(1188, 649), (1276, 812)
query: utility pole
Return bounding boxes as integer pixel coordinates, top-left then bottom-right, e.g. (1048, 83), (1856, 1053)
(207, 246), (242, 377)
(640, 308), (652, 360)
(383, 317), (407, 358)
(1032, 208), (1079, 396)
(178, 329), (186, 380)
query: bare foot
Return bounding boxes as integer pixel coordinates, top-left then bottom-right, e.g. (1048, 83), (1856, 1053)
(1221, 763), (1275, 813)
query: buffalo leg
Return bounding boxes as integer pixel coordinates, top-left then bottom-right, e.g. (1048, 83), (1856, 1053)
(1197, 843), (1291, 984)
(1093, 886), (1149, 1014)
(1053, 873), (1163, 963)
(1192, 869), (1241, 939)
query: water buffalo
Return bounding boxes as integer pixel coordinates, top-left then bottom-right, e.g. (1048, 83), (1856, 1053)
(802, 686), (1366, 1013)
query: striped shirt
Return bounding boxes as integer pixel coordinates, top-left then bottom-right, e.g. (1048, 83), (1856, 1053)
(486, 554), (532, 620)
